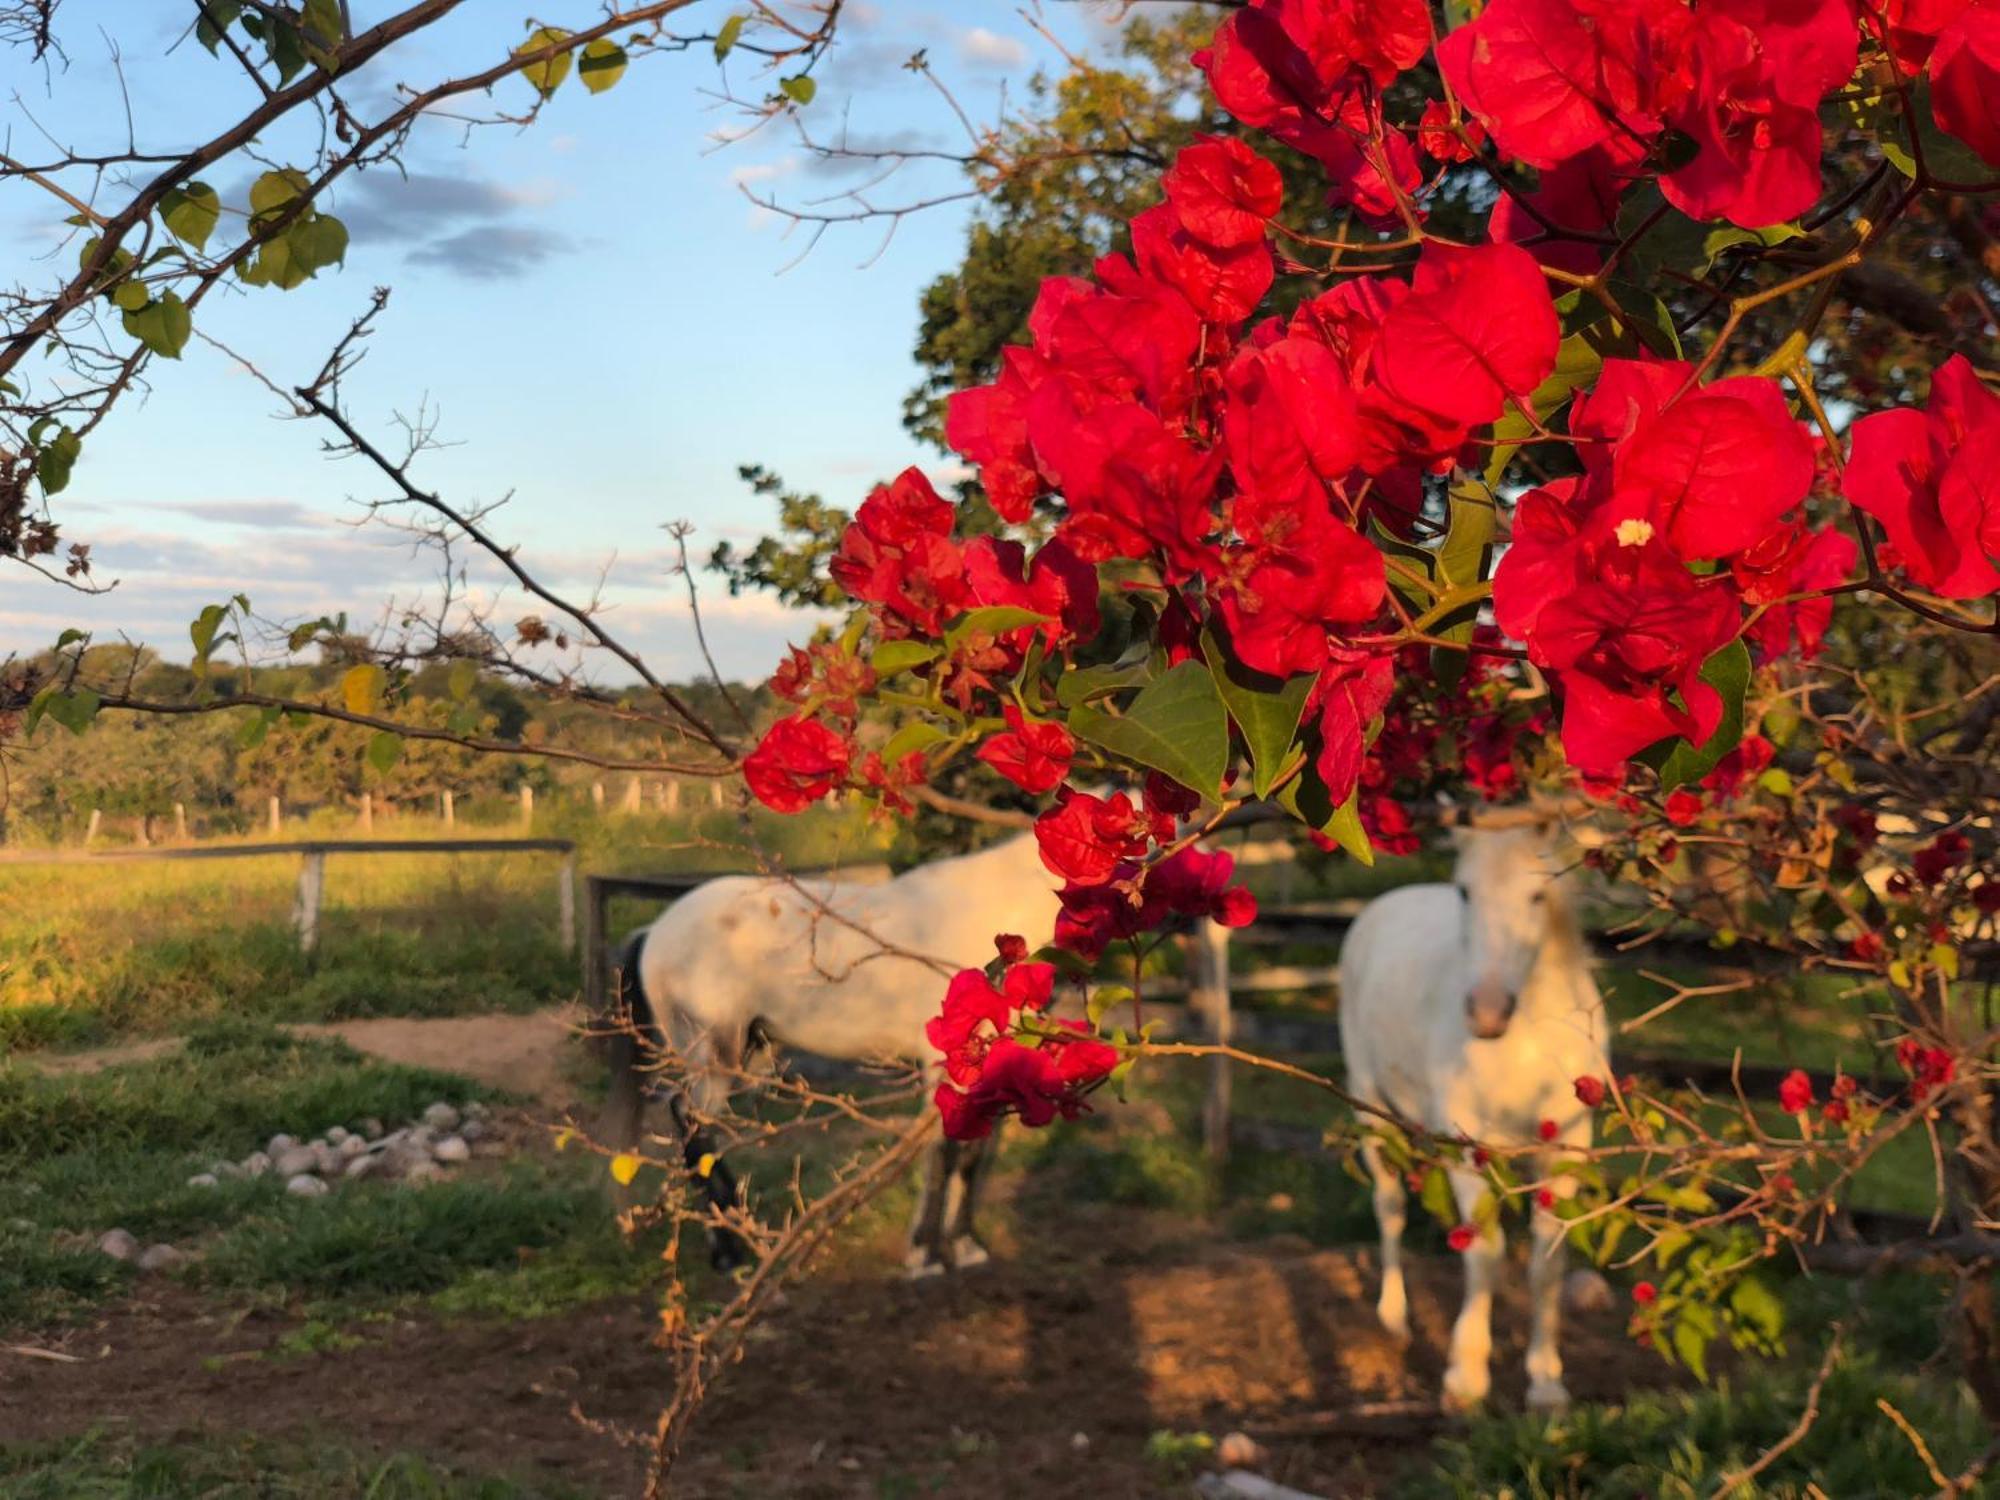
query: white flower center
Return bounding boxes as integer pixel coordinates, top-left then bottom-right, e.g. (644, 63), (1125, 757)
(1614, 518), (1656, 548)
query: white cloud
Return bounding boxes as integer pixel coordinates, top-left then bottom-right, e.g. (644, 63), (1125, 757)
(958, 26), (1028, 69)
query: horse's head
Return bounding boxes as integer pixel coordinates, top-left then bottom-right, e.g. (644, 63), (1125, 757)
(1451, 820), (1571, 1040)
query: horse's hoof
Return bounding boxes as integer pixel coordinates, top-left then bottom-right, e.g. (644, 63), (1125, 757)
(903, 1256), (948, 1282)
(948, 1237), (991, 1271)
(709, 1234), (752, 1276)
(1527, 1379), (1571, 1414)
(1376, 1307), (1411, 1347)
(1440, 1374), (1489, 1415)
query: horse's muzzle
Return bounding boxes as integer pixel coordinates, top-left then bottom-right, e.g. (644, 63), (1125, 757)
(1466, 984), (1517, 1040)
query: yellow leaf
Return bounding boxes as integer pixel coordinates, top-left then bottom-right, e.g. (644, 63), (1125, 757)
(340, 663), (384, 716)
(609, 1152), (642, 1185)
(1930, 943), (1961, 981)
(515, 25), (574, 96)
(553, 1127), (575, 1152)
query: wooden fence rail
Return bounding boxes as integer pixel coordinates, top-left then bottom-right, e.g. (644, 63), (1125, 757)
(0, 838), (578, 956)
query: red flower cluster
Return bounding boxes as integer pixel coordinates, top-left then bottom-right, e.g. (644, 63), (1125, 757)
(1574, 1075), (1608, 1108)
(742, 715), (850, 814)
(1493, 357), (1834, 775)
(1897, 1036), (1958, 1100)
(1884, 0), (2000, 165)
(927, 961), (1120, 1140)
(1844, 356), (2000, 600)
(976, 704), (1075, 794)
(1441, 0), (1858, 229)
(1052, 846), (1259, 961)
(1914, 829), (1972, 885)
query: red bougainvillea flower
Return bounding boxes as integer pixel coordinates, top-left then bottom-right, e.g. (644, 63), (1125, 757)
(995, 933), (1030, 964)
(1054, 847), (1259, 960)
(1898, 1037), (1958, 1100)
(933, 1025), (1121, 1141)
(1034, 786), (1151, 886)
(1733, 522), (1857, 661)
(1537, 1118), (1560, 1142)
(856, 749), (928, 817)
(1842, 355), (2000, 599)
(1632, 1280), (1659, 1305)
(1847, 929), (1885, 962)
(829, 468), (968, 635)
(1930, 5), (2000, 165)
(977, 704), (1076, 794)
(1664, 788), (1704, 826)
(1490, 146), (1633, 276)
(1162, 134), (1285, 248)
(770, 640), (878, 725)
(743, 715), (852, 814)
(926, 968), (1017, 1085)
(1701, 733), (1774, 798)
(1447, 1223), (1478, 1252)
(1535, 1187), (1557, 1210)
(1418, 99), (1486, 162)
(1575, 1075), (1608, 1108)
(1778, 1068), (1814, 1114)
(1914, 829), (1972, 885)
(1213, 493), (1387, 677)
(1977, 881), (2000, 914)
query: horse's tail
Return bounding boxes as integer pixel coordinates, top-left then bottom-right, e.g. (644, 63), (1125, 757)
(600, 927), (656, 1152)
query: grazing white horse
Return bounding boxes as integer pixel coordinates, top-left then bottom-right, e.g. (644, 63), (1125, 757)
(603, 832), (1060, 1276)
(1338, 822), (1608, 1412)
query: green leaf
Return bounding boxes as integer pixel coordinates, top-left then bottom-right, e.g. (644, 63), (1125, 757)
(42, 687), (100, 736)
(1845, 78), (1997, 187)
(301, 0), (342, 53)
(288, 213), (348, 275)
(237, 706), (278, 750)
(779, 74), (817, 105)
(1728, 1275), (1785, 1345)
(122, 290), (191, 359)
(578, 38), (628, 93)
(189, 602), (231, 673)
(366, 731), (403, 774)
(248, 168), (309, 220)
(714, 14), (747, 60)
(1067, 660), (1228, 800)
(35, 425), (80, 495)
(1086, 984), (1134, 1029)
(870, 639), (940, 676)
(1056, 659), (1151, 709)
(516, 26), (575, 97)
(341, 664), (385, 716)
(1200, 628), (1311, 799)
(111, 280), (149, 313)
(1275, 759), (1374, 865)
(196, 1), (243, 52)
(1699, 221), (1804, 273)
(161, 183), (222, 251)
(1437, 483), (1496, 591)
(945, 605), (1049, 648)
(879, 720), (948, 765)
(448, 660), (479, 702)
(54, 628), (86, 649)
(1639, 638), (1752, 791)
(1419, 1167), (1456, 1230)
(1486, 330), (1605, 485)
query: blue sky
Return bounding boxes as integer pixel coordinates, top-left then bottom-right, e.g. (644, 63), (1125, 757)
(1, 2), (1128, 682)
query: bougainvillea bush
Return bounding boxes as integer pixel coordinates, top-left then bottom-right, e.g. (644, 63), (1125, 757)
(741, 0), (2000, 1398)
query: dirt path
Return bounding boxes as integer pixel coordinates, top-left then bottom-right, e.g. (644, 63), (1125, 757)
(22, 1008), (588, 1106)
(0, 1213), (1672, 1499)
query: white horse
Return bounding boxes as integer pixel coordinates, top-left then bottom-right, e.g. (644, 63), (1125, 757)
(1338, 821), (1608, 1412)
(603, 831), (1060, 1276)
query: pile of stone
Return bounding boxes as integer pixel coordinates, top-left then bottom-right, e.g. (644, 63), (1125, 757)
(185, 1100), (492, 1198)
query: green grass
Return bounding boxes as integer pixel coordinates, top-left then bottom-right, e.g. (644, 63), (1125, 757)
(1402, 1348), (1990, 1499)
(0, 1432), (591, 1499)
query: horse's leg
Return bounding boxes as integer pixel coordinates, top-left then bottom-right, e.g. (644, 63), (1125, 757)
(943, 1126), (998, 1270)
(1442, 1165), (1501, 1412)
(1525, 1155), (1576, 1412)
(904, 1136), (956, 1279)
(1359, 1134), (1411, 1345)
(670, 1025), (751, 1274)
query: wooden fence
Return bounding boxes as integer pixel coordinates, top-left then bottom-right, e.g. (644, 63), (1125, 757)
(1, 838), (578, 956)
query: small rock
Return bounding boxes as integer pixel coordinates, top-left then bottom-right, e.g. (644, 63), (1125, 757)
(344, 1153), (379, 1181)
(1563, 1268), (1615, 1316)
(431, 1135), (471, 1164)
(241, 1151), (272, 1177)
(267, 1133), (297, 1156)
(1070, 1432), (1090, 1452)
(1217, 1432), (1265, 1470)
(185, 1172), (219, 1189)
(274, 1146), (319, 1178)
(136, 1244), (187, 1274)
(358, 1118), (385, 1140)
(326, 1126), (350, 1145)
(285, 1174), (330, 1198)
(422, 1102), (461, 1132)
(463, 1101), (489, 1121)
(97, 1228), (139, 1262)
(214, 1160), (244, 1180)
(313, 1145), (342, 1176)
(336, 1135), (367, 1160)
(459, 1119), (487, 1143)
(406, 1124), (437, 1150)
(401, 1159), (442, 1185)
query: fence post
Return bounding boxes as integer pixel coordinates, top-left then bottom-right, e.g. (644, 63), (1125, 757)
(663, 781), (680, 814)
(558, 851), (577, 953)
(359, 793), (373, 835)
(623, 777), (642, 814)
(268, 796), (282, 836)
(84, 809), (101, 846)
(1191, 918), (1234, 1166)
(519, 784), (534, 831)
(441, 790), (455, 828)
(295, 851), (326, 955)
(582, 876), (606, 1020)
(591, 781), (605, 814)
(174, 802), (188, 842)
(709, 780), (725, 810)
